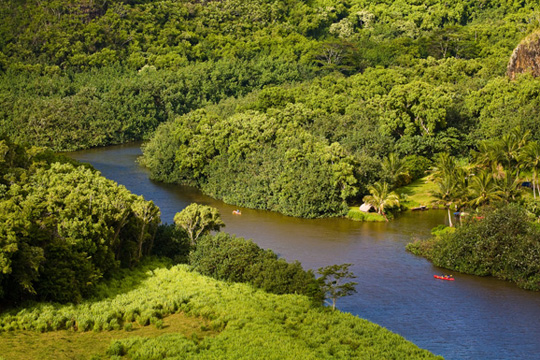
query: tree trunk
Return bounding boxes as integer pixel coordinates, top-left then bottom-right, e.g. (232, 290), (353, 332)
(137, 223), (147, 261)
(447, 208), (453, 227)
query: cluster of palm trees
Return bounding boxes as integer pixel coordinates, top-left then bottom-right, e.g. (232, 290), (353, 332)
(431, 127), (540, 226)
(362, 153), (406, 221)
(362, 127), (540, 224)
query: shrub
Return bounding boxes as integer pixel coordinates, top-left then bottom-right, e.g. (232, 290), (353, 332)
(410, 204), (540, 290)
(190, 233), (323, 301)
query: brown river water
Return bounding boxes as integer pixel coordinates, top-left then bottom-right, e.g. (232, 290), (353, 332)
(69, 143), (540, 360)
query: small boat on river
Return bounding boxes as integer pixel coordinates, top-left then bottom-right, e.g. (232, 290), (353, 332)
(434, 275), (455, 281)
(232, 210), (242, 215)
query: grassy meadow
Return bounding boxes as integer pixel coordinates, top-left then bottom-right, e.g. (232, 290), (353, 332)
(0, 260), (443, 360)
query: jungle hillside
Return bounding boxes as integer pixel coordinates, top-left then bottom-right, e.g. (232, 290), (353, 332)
(1, 1), (540, 218)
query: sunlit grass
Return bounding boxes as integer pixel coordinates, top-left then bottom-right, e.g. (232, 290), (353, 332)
(346, 207), (386, 222)
(396, 177), (438, 209)
(0, 313), (213, 360)
(0, 264), (443, 360)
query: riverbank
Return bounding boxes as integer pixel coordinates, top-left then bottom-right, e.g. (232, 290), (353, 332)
(407, 203), (540, 291)
(396, 177), (437, 210)
(345, 177), (437, 222)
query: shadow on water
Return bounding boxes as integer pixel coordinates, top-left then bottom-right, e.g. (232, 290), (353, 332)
(69, 143), (540, 360)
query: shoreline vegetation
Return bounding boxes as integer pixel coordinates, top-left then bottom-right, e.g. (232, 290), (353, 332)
(2, 0), (539, 220)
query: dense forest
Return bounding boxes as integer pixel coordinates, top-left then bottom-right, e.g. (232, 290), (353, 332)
(1, 0), (539, 216)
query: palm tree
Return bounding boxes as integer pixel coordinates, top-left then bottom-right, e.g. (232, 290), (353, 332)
(473, 140), (504, 173)
(498, 171), (523, 203)
(363, 182), (400, 222)
(431, 174), (466, 227)
(381, 153), (409, 188)
(499, 126), (530, 175)
(430, 152), (458, 182)
(519, 141), (540, 199)
(468, 170), (503, 208)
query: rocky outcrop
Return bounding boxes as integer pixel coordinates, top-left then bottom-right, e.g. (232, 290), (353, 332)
(507, 30), (540, 80)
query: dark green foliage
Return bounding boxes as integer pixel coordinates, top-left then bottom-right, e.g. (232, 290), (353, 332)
(152, 224), (191, 264)
(145, 107), (357, 218)
(0, 58), (313, 151)
(404, 155), (432, 182)
(412, 204), (540, 290)
(189, 233), (324, 301)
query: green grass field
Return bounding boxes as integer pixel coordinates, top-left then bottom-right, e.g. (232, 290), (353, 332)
(396, 177), (438, 210)
(0, 313), (212, 360)
(0, 262), (443, 360)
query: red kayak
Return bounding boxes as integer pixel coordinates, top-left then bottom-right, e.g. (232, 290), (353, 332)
(434, 275), (455, 281)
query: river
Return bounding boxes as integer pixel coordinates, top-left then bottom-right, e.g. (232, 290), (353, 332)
(69, 143), (540, 360)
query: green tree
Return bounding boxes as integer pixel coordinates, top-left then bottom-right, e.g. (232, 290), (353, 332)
(468, 170), (503, 208)
(430, 152), (458, 182)
(520, 141), (540, 199)
(317, 263), (357, 311)
(379, 81), (452, 138)
(431, 175), (466, 227)
(381, 152), (409, 188)
(429, 153), (467, 227)
(362, 182), (400, 221)
(174, 203), (225, 245)
(132, 199), (161, 262)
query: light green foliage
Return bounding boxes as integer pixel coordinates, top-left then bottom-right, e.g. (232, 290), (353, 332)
(0, 264), (442, 359)
(362, 182), (400, 221)
(346, 207), (386, 222)
(174, 204), (225, 245)
(379, 81), (452, 138)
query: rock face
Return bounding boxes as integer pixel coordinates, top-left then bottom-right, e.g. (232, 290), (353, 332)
(507, 30), (540, 80)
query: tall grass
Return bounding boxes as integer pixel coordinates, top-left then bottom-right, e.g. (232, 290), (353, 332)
(0, 262), (443, 359)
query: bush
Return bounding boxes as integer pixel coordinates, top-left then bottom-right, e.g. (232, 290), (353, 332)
(152, 224), (191, 263)
(404, 155), (432, 182)
(190, 233), (323, 301)
(409, 204), (540, 290)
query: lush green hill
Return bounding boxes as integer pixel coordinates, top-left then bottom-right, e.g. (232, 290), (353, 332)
(0, 261), (443, 359)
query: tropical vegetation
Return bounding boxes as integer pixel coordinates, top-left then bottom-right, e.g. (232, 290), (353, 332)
(406, 129), (540, 290)
(1, 0), (540, 217)
(407, 204), (540, 291)
(0, 138), (162, 305)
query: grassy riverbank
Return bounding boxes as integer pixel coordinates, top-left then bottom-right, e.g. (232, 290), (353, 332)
(0, 261), (443, 360)
(346, 207), (386, 222)
(396, 177), (437, 210)
(346, 176), (437, 222)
